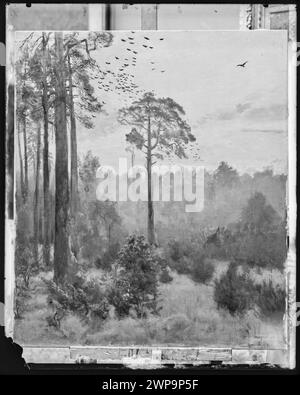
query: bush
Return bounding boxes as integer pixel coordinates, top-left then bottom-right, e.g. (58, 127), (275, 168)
(15, 205), (37, 288)
(159, 267), (173, 283)
(169, 255), (193, 275)
(190, 255), (214, 284)
(214, 262), (256, 315)
(45, 275), (110, 327)
(15, 278), (30, 319)
(108, 234), (161, 318)
(230, 230), (287, 270)
(255, 280), (285, 317)
(95, 242), (120, 271)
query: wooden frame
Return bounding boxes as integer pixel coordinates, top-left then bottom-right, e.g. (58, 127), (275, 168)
(4, 3), (297, 369)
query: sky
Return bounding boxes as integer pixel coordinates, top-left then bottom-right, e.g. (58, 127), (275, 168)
(16, 30), (289, 175)
(76, 30), (288, 175)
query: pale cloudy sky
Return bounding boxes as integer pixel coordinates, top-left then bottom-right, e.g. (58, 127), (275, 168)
(76, 30), (288, 175)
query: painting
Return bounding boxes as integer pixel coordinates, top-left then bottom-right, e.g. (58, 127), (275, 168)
(10, 29), (294, 365)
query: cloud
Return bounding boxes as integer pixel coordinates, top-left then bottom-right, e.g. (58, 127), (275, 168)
(241, 128), (284, 134)
(236, 103), (252, 113)
(245, 104), (287, 121)
(196, 102), (287, 125)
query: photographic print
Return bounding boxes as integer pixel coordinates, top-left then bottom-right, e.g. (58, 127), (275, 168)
(11, 29), (292, 363)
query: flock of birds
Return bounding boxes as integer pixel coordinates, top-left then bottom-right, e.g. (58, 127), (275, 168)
(92, 32), (167, 103)
(84, 33), (248, 162)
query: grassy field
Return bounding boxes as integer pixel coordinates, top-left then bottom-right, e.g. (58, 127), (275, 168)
(14, 260), (285, 348)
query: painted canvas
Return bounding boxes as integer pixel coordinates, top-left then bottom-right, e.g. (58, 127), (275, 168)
(13, 30), (290, 355)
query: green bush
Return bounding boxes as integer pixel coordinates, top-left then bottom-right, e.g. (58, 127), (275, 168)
(108, 234), (161, 318)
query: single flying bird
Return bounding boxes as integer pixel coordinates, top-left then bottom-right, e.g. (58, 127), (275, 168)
(236, 61), (248, 68)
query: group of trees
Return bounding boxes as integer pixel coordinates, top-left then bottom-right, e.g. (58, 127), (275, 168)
(16, 31), (197, 291)
(16, 32), (113, 285)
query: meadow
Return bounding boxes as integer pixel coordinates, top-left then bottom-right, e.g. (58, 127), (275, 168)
(15, 259), (285, 348)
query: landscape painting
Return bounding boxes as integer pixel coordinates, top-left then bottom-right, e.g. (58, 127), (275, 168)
(13, 30), (288, 349)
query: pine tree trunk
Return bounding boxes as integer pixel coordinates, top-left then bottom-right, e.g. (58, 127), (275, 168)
(33, 123), (41, 265)
(42, 33), (50, 268)
(67, 54), (78, 217)
(147, 115), (155, 244)
(17, 123), (25, 201)
(22, 116), (28, 200)
(53, 32), (70, 285)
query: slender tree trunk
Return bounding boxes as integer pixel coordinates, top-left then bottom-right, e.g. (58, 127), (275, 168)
(22, 115), (28, 199)
(42, 33), (51, 267)
(67, 54), (78, 217)
(33, 123), (41, 265)
(53, 32), (70, 285)
(17, 123), (25, 201)
(147, 115), (155, 244)
(108, 223), (112, 246)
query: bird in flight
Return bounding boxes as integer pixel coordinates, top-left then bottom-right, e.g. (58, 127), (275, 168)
(144, 37), (150, 40)
(159, 38), (164, 41)
(143, 45), (148, 48)
(236, 61), (248, 68)
(121, 39), (126, 42)
(161, 70), (165, 73)
(115, 56), (119, 60)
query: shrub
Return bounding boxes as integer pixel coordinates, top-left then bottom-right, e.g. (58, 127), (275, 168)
(231, 230), (287, 270)
(255, 280), (285, 317)
(159, 267), (173, 284)
(45, 275), (110, 327)
(169, 255), (192, 275)
(108, 234), (161, 318)
(214, 262), (256, 315)
(190, 255), (214, 284)
(168, 240), (183, 262)
(15, 206), (37, 288)
(14, 278), (30, 319)
(95, 242), (121, 271)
